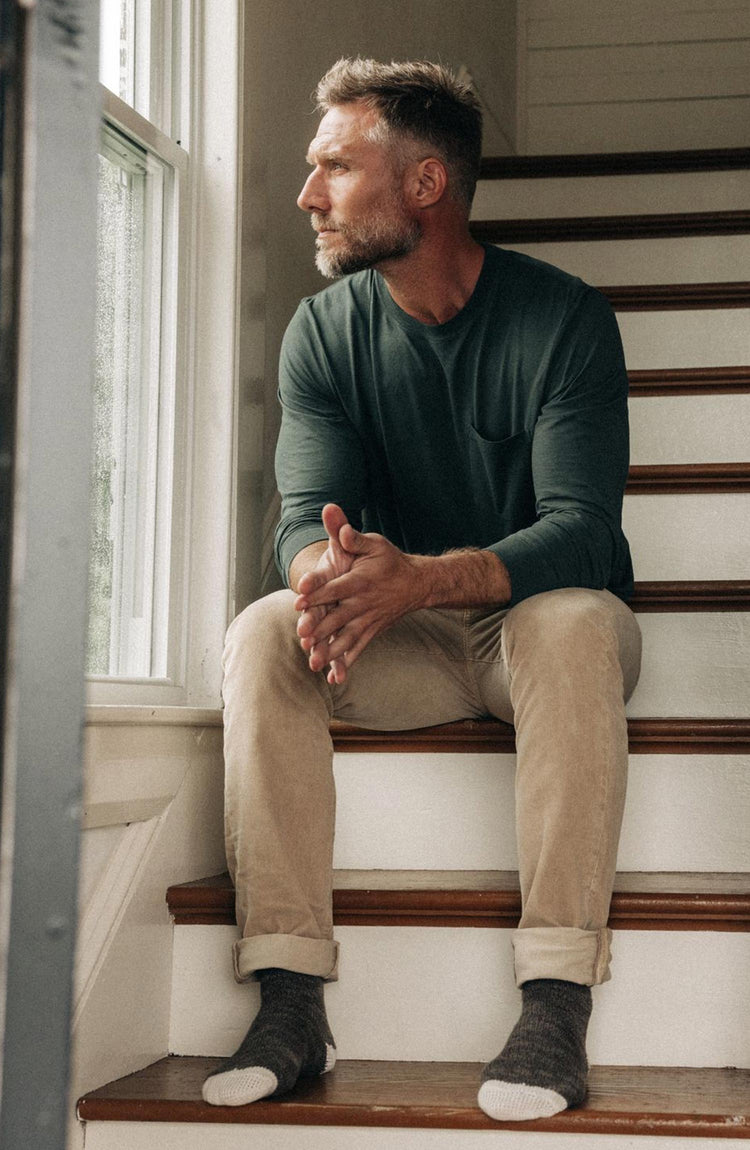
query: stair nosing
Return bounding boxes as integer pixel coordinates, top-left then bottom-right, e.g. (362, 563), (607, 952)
(470, 212), (750, 244)
(331, 718), (750, 754)
(628, 366), (750, 395)
(627, 462), (750, 493)
(478, 148), (750, 180)
(167, 871), (750, 931)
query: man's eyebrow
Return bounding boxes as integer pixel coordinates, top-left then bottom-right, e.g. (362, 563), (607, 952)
(305, 145), (351, 166)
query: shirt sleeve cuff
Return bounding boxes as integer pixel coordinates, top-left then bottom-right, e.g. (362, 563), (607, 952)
(488, 535), (550, 607)
(276, 524), (329, 586)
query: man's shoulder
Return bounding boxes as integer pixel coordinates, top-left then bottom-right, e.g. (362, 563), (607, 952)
(281, 271), (376, 376)
(295, 270), (375, 324)
(486, 243), (590, 299)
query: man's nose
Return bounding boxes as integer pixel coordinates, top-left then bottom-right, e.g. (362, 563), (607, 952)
(297, 169), (329, 213)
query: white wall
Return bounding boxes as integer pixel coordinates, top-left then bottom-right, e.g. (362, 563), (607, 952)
(519, 0), (750, 153)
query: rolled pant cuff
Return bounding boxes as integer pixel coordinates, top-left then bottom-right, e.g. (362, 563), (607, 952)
(233, 933), (339, 983)
(512, 926), (612, 987)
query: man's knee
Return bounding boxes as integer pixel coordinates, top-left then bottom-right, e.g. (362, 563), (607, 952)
(224, 589), (300, 670)
(503, 588), (639, 680)
(513, 587), (616, 632)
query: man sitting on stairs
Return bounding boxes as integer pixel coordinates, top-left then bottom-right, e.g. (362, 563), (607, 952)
(203, 57), (643, 1122)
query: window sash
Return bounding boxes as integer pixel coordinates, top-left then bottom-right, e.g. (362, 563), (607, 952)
(98, 0), (187, 143)
(89, 0), (239, 708)
(88, 96), (187, 687)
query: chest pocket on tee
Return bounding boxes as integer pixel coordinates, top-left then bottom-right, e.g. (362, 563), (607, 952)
(468, 426), (537, 531)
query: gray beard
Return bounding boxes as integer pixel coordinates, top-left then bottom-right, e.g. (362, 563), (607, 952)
(313, 213), (421, 278)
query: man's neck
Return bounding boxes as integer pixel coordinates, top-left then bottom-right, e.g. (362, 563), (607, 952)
(378, 232), (486, 326)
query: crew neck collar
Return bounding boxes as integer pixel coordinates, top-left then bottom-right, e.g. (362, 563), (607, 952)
(374, 243), (495, 338)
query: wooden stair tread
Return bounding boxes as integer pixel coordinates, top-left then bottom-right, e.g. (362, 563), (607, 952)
(471, 211), (750, 244)
(78, 1057), (750, 1135)
(167, 871), (750, 930)
(330, 717), (750, 753)
(478, 147), (750, 179)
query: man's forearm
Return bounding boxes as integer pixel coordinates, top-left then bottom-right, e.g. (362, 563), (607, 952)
(291, 537), (511, 609)
(410, 548), (512, 611)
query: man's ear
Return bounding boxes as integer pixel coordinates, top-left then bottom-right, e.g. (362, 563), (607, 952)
(409, 157), (448, 208)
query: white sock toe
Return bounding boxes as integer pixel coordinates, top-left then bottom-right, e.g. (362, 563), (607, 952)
(323, 1043), (337, 1073)
(202, 1066), (278, 1106)
(478, 1079), (568, 1122)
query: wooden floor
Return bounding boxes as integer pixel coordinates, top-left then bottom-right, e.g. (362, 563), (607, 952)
(78, 1058), (750, 1137)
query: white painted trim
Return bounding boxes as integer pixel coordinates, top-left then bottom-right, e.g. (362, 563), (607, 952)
(86, 704), (223, 727)
(101, 86), (188, 174)
(73, 818), (162, 1024)
(82, 706), (223, 828)
(90, 0), (241, 709)
(180, 0), (241, 707)
(78, 1124), (750, 1150)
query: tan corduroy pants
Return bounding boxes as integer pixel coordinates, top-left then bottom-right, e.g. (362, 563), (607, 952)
(222, 586), (642, 988)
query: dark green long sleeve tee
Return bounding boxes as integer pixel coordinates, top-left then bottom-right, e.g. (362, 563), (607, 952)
(274, 243), (634, 606)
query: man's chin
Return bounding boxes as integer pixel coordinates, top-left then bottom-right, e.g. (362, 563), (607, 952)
(315, 252), (347, 279)
(315, 241), (418, 280)
(315, 250), (371, 279)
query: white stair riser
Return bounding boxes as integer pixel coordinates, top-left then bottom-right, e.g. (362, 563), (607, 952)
(629, 395), (750, 465)
(331, 753), (750, 872)
(169, 925), (750, 1067)
(472, 169), (750, 220)
(618, 309), (749, 371)
(629, 613), (749, 717)
(493, 235), (750, 288)
(623, 494), (748, 580)
(81, 1121), (750, 1150)
(322, 612), (747, 717)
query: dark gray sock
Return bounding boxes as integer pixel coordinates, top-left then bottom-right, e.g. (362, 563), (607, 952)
(478, 978), (592, 1120)
(202, 968), (336, 1105)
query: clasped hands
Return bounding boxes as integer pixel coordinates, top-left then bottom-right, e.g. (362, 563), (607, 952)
(294, 503), (424, 686)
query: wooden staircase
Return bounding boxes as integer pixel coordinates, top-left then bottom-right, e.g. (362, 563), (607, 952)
(77, 148), (750, 1147)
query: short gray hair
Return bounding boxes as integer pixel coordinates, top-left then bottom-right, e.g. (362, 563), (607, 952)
(315, 58), (483, 210)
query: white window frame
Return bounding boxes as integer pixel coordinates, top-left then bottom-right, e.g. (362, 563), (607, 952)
(87, 0), (240, 709)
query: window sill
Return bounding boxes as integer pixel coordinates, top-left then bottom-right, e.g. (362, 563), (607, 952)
(85, 704), (223, 728)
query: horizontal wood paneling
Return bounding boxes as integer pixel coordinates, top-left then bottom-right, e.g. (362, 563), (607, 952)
(529, 12), (750, 49)
(528, 41), (750, 86)
(526, 97), (750, 156)
(531, 0), (748, 19)
(77, 1057), (750, 1136)
(479, 148), (750, 180)
(530, 66), (750, 107)
(470, 211), (750, 244)
(167, 871), (750, 931)
(627, 463), (750, 493)
(628, 366), (750, 395)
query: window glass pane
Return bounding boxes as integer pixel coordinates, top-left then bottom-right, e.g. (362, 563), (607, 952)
(88, 128), (167, 678)
(99, 0), (135, 105)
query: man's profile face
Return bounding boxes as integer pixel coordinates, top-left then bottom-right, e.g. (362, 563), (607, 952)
(298, 102), (421, 278)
